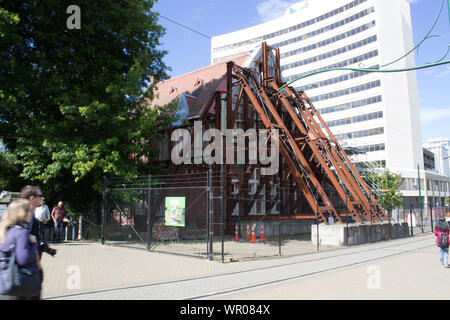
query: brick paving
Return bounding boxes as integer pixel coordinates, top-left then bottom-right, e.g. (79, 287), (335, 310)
(41, 233), (440, 300)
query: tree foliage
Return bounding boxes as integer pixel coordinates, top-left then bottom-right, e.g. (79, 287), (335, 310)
(0, 146), (26, 192)
(0, 1), (171, 212)
(367, 170), (403, 211)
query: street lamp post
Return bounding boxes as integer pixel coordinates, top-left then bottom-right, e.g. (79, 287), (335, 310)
(380, 189), (390, 238)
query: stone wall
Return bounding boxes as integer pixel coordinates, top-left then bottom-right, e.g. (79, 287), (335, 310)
(311, 222), (410, 246)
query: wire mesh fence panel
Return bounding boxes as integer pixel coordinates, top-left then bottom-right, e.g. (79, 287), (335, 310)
(150, 184), (209, 259)
(101, 172), (450, 261)
(78, 211), (103, 241)
(220, 221), (282, 261)
(392, 205), (450, 236)
(103, 172), (212, 258)
(219, 219), (321, 262)
(104, 187), (150, 249)
(277, 220), (320, 256)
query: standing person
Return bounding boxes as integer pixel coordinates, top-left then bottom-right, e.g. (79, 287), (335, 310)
(20, 185), (45, 300)
(434, 218), (449, 268)
(0, 199), (42, 300)
(20, 186), (44, 249)
(35, 200), (50, 242)
(51, 201), (66, 242)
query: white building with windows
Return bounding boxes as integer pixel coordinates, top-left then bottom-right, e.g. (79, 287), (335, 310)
(211, 0), (448, 207)
(423, 138), (450, 209)
(423, 138), (450, 176)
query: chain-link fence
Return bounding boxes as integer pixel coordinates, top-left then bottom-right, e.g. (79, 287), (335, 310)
(102, 171), (222, 259)
(214, 205), (449, 262)
(100, 172), (449, 262)
(391, 204), (450, 236)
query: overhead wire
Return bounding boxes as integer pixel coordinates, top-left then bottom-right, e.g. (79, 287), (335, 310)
(153, 3), (449, 214)
(277, 0), (450, 92)
(157, 14), (230, 48)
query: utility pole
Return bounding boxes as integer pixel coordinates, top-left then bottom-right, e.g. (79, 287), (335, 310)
(418, 165), (423, 233)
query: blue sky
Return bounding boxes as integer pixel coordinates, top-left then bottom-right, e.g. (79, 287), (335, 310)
(153, 0), (450, 143)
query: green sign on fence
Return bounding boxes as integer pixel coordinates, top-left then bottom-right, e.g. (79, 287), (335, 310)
(165, 197), (186, 227)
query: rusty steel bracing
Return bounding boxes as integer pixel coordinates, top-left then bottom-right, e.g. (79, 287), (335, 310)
(221, 42), (387, 224)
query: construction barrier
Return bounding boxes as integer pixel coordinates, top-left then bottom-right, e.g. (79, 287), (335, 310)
(234, 223), (239, 241)
(250, 224), (256, 243)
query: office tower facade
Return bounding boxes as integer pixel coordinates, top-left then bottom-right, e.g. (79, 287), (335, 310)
(212, 0), (432, 207)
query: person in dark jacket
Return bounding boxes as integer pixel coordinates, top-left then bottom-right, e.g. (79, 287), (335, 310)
(20, 185), (45, 300)
(20, 186), (44, 248)
(0, 199), (42, 300)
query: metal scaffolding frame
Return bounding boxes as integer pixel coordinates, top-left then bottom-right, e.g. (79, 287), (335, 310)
(215, 42), (387, 225)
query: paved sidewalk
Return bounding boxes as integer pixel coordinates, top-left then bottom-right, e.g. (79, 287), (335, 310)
(41, 234), (444, 300)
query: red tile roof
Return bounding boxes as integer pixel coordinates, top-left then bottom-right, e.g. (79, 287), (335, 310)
(148, 54), (250, 118)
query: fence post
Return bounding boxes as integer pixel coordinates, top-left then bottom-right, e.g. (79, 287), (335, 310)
(430, 202), (434, 232)
(78, 214), (83, 240)
(409, 209), (413, 237)
(346, 217), (349, 247)
(316, 185), (319, 252)
(388, 210), (392, 240)
(208, 168), (213, 261)
(220, 167), (225, 263)
(316, 217), (320, 252)
(370, 209), (373, 243)
(147, 174), (152, 251)
(421, 206), (424, 234)
(72, 221), (76, 240)
(101, 176), (107, 245)
(278, 222), (282, 256)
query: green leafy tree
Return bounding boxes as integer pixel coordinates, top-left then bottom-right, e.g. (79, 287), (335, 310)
(0, 1), (171, 212)
(367, 170), (403, 211)
(0, 146), (26, 192)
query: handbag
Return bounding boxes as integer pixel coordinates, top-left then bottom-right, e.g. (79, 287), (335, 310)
(0, 226), (41, 297)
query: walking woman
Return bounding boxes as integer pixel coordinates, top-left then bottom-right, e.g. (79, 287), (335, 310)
(0, 199), (42, 300)
(434, 217), (449, 268)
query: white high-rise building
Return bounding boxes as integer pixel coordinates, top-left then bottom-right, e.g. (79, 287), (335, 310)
(423, 138), (450, 208)
(423, 138), (450, 176)
(211, 0), (441, 207)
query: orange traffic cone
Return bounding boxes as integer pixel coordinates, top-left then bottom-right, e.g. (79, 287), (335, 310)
(234, 223), (239, 241)
(260, 224), (265, 241)
(250, 224), (256, 243)
(245, 224), (250, 241)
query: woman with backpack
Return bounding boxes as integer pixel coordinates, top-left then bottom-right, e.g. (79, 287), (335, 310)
(434, 217), (449, 268)
(0, 199), (42, 300)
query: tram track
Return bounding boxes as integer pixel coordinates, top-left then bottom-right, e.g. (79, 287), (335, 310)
(45, 236), (434, 300)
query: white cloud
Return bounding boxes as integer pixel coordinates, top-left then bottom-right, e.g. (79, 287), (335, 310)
(420, 107), (450, 125)
(256, 0), (298, 22)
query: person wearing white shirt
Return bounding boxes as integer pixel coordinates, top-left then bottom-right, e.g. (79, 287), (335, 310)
(35, 202), (50, 241)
